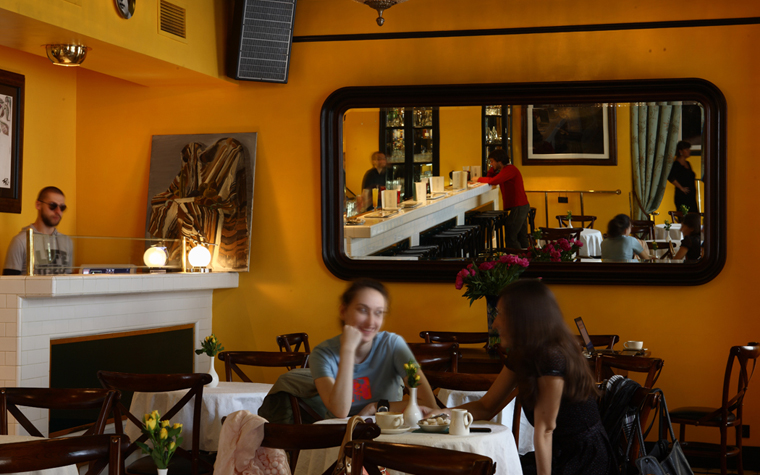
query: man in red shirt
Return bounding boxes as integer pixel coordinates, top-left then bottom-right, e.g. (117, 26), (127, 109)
(476, 149), (530, 249)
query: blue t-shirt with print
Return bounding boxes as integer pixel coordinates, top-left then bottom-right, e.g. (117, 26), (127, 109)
(310, 331), (415, 417)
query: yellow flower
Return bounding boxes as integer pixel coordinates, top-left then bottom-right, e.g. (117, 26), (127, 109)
(173, 423), (183, 430)
(151, 410), (160, 420)
(145, 418), (156, 431)
(169, 441), (176, 450)
(206, 335), (212, 341)
(403, 363), (409, 370)
(161, 420), (170, 428)
(160, 428), (168, 440)
(415, 374), (420, 381)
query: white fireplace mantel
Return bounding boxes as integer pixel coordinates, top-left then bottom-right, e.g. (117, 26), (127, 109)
(0, 272), (239, 436)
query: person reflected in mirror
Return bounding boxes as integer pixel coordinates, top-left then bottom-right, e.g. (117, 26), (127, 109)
(310, 278), (437, 418)
(667, 141), (699, 214)
(3, 186), (73, 275)
(361, 152), (387, 211)
(600, 214), (651, 261)
(474, 148), (530, 249)
(441, 280), (618, 475)
(673, 212), (702, 261)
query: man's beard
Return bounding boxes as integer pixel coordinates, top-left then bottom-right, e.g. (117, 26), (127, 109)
(41, 214), (60, 227)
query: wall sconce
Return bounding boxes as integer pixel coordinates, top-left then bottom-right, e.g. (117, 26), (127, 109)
(352, 0), (410, 26)
(143, 246), (168, 273)
(187, 244), (212, 273)
(45, 44), (90, 66)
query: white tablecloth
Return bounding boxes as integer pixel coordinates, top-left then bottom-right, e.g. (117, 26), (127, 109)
(0, 435), (79, 475)
(128, 381), (273, 451)
(437, 388), (534, 455)
(579, 228), (603, 257)
(654, 223), (682, 241)
(293, 418), (522, 475)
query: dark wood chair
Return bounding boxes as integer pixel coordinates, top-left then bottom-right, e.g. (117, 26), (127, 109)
(528, 207), (537, 234)
(630, 219), (655, 240)
(0, 387), (118, 437)
(346, 440), (496, 475)
(423, 370), (498, 408)
(97, 371), (214, 475)
(645, 241), (674, 259)
(406, 342), (459, 373)
(668, 210), (704, 224)
(594, 354), (664, 389)
(538, 227), (583, 242)
(556, 215), (597, 229)
(261, 421), (381, 472)
(670, 343), (760, 475)
(574, 334), (620, 351)
(276, 333), (311, 369)
(217, 351), (322, 425)
(0, 434), (128, 475)
(420, 331), (489, 346)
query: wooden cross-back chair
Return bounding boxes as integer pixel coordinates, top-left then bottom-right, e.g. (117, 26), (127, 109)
(594, 354), (664, 389)
(556, 215), (597, 229)
(536, 227), (583, 243)
(406, 342), (459, 373)
(0, 434), (129, 475)
(630, 220), (655, 240)
(645, 241), (674, 259)
(97, 371), (214, 475)
(276, 333), (311, 370)
(575, 334), (620, 351)
(346, 440), (496, 475)
(420, 331), (489, 346)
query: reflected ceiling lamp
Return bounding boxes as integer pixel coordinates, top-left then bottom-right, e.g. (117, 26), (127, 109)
(352, 0), (409, 26)
(44, 44), (90, 67)
(188, 244), (212, 273)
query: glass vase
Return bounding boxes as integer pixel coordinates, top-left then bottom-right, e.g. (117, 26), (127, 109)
(485, 295), (501, 351)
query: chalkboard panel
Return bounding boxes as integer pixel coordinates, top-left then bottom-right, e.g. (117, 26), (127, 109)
(49, 326), (194, 435)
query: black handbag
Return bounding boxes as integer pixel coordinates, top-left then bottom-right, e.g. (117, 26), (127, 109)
(625, 389), (694, 475)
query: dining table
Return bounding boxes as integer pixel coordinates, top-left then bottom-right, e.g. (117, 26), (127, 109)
(0, 435), (79, 475)
(654, 223), (683, 241)
(127, 381), (273, 451)
(292, 418), (523, 475)
(540, 228), (603, 257)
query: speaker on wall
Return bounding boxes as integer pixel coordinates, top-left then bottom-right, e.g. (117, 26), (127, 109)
(227, 0), (297, 84)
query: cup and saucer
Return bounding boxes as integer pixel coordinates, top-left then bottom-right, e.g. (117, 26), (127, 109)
(375, 412), (411, 434)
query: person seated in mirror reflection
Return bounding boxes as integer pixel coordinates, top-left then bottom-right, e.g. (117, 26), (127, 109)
(361, 151), (387, 211)
(310, 279), (437, 418)
(3, 186), (73, 275)
(600, 214), (651, 261)
(667, 141), (699, 214)
(673, 212), (702, 261)
(475, 148), (530, 248)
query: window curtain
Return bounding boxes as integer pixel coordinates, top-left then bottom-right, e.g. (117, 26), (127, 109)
(630, 102), (682, 220)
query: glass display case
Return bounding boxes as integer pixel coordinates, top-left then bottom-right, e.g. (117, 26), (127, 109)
(380, 107), (439, 200)
(482, 105), (512, 169)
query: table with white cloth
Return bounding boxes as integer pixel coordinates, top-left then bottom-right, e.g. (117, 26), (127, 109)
(0, 435), (79, 475)
(127, 381), (273, 452)
(437, 388), (534, 455)
(654, 223), (683, 241)
(293, 418), (522, 475)
(541, 228), (603, 257)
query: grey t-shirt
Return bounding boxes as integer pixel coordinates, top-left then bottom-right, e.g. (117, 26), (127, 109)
(310, 331), (416, 417)
(3, 225), (74, 275)
(600, 235), (643, 261)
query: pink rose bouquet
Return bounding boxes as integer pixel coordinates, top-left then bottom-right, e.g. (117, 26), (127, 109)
(455, 253), (530, 305)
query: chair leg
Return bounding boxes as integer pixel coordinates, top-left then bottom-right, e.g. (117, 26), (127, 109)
(736, 424), (744, 475)
(679, 423), (685, 442)
(720, 425), (728, 475)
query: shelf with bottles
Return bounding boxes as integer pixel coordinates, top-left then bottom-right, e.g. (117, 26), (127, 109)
(482, 105), (512, 166)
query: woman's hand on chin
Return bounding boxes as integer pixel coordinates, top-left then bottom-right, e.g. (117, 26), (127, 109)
(340, 325), (363, 353)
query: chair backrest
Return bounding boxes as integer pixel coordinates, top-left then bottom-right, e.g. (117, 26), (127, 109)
(0, 434), (128, 475)
(0, 387), (118, 437)
(538, 227), (583, 242)
(594, 355), (664, 388)
(630, 220), (655, 240)
(720, 343), (760, 419)
(556, 215), (597, 229)
(406, 342), (459, 372)
(423, 371), (496, 393)
(420, 331), (489, 345)
(218, 351), (309, 382)
(668, 210), (704, 224)
(645, 241), (673, 259)
(574, 334), (620, 351)
(346, 441), (496, 475)
(97, 371), (212, 474)
(276, 332), (311, 354)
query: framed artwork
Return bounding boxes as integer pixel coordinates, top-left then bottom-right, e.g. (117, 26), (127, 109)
(0, 69), (24, 213)
(521, 104), (617, 166)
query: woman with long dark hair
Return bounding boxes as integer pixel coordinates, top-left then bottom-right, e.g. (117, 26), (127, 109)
(449, 280), (617, 475)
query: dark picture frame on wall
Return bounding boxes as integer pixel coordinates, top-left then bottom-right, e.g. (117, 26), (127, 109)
(521, 103), (617, 166)
(0, 68), (24, 213)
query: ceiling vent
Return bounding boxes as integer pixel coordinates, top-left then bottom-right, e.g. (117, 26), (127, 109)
(159, 0), (187, 40)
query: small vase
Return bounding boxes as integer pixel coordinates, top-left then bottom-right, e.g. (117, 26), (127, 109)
(567, 220), (573, 228)
(207, 355), (219, 388)
(157, 468), (168, 475)
(485, 295), (501, 352)
(404, 387), (422, 427)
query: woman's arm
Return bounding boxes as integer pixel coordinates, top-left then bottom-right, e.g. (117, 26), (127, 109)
(674, 243), (689, 259)
(670, 179), (690, 194)
(415, 370), (438, 409)
(533, 376), (564, 475)
(355, 371), (438, 416)
(313, 325), (363, 418)
(449, 366), (518, 420)
(634, 238), (651, 259)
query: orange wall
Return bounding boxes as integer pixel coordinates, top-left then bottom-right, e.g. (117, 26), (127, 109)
(1, 0), (759, 446)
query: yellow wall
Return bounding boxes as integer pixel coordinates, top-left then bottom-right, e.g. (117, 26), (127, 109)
(1, 0), (759, 446)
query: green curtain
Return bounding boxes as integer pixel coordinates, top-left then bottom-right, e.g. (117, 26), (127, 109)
(630, 102), (682, 220)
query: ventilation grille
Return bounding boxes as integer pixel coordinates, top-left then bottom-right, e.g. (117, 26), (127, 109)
(160, 0), (187, 39)
(231, 0), (297, 83)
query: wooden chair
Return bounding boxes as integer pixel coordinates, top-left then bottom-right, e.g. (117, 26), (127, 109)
(645, 241), (674, 259)
(276, 333), (311, 369)
(420, 331), (489, 346)
(630, 220), (655, 240)
(538, 227), (583, 242)
(217, 351), (322, 425)
(406, 342), (459, 373)
(424, 370), (498, 408)
(594, 354), (664, 389)
(668, 210), (704, 224)
(556, 215), (597, 229)
(528, 207), (537, 234)
(0, 434), (128, 475)
(0, 387), (118, 437)
(261, 421), (381, 472)
(97, 371), (214, 475)
(670, 343), (760, 475)
(346, 440), (496, 475)
(574, 334), (620, 351)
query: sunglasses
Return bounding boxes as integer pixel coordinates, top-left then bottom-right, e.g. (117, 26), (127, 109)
(39, 200), (67, 212)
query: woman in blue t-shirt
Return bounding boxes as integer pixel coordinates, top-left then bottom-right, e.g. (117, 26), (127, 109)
(310, 279), (437, 418)
(601, 214), (651, 261)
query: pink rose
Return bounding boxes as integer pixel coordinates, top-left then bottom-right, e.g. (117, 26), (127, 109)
(575, 240), (584, 248)
(479, 261), (496, 271)
(559, 240), (572, 251)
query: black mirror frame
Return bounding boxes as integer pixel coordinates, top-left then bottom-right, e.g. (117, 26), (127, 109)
(321, 78), (726, 285)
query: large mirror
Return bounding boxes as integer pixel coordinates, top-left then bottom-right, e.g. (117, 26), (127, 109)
(321, 79), (726, 285)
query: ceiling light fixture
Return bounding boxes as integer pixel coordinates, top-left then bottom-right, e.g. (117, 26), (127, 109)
(44, 44), (90, 67)
(352, 0), (409, 26)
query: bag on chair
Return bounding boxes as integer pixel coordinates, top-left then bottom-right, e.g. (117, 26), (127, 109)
(626, 389), (694, 475)
(323, 415), (367, 475)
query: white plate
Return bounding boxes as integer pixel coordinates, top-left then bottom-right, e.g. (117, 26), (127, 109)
(418, 424), (449, 433)
(380, 426), (412, 434)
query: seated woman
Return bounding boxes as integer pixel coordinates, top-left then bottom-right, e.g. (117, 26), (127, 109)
(673, 212), (702, 260)
(310, 278), (437, 418)
(447, 280), (618, 475)
(600, 214), (651, 261)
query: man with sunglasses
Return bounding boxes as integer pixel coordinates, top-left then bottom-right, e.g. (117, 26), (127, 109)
(3, 186), (73, 275)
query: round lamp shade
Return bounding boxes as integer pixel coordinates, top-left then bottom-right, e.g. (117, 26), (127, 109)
(188, 245), (212, 268)
(143, 247), (167, 267)
(45, 44), (90, 66)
